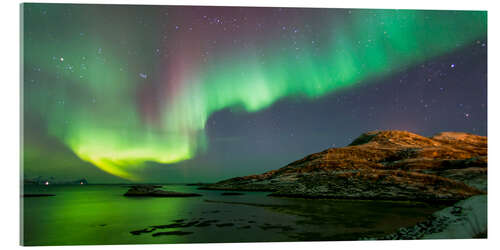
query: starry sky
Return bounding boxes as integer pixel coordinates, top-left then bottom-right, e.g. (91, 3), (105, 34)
(22, 4), (487, 183)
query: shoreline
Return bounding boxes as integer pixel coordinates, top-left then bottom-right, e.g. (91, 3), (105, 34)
(368, 194), (487, 240)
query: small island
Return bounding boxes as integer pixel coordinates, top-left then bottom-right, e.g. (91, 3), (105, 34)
(124, 185), (202, 197)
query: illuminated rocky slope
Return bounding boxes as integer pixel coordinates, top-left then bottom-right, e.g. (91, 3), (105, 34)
(203, 130), (487, 202)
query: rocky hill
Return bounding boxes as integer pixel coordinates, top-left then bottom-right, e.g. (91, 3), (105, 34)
(202, 130), (487, 202)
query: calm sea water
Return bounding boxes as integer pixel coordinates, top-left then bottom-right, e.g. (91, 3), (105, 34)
(21, 184), (444, 246)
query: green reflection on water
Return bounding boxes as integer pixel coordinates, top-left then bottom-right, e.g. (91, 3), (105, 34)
(22, 185), (445, 245)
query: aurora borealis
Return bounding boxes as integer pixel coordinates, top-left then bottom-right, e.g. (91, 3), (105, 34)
(22, 4), (487, 182)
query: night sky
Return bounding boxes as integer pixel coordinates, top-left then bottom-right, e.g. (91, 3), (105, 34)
(22, 4), (487, 183)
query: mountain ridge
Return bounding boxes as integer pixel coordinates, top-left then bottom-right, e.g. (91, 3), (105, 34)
(201, 130), (487, 202)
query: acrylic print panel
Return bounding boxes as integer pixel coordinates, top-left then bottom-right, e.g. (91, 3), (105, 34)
(21, 3), (487, 246)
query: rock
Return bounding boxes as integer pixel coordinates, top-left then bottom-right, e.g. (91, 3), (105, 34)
(451, 206), (462, 215)
(259, 224), (295, 231)
(194, 220), (218, 227)
(151, 231), (193, 237)
(215, 223), (234, 227)
(152, 220), (200, 229)
(22, 194), (56, 197)
(220, 192), (244, 196)
(122, 184), (162, 188)
(123, 185), (202, 197)
(185, 182), (211, 186)
(202, 130), (486, 202)
(130, 228), (155, 235)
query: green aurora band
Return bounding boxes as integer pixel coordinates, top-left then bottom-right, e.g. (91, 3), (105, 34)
(23, 6), (486, 181)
